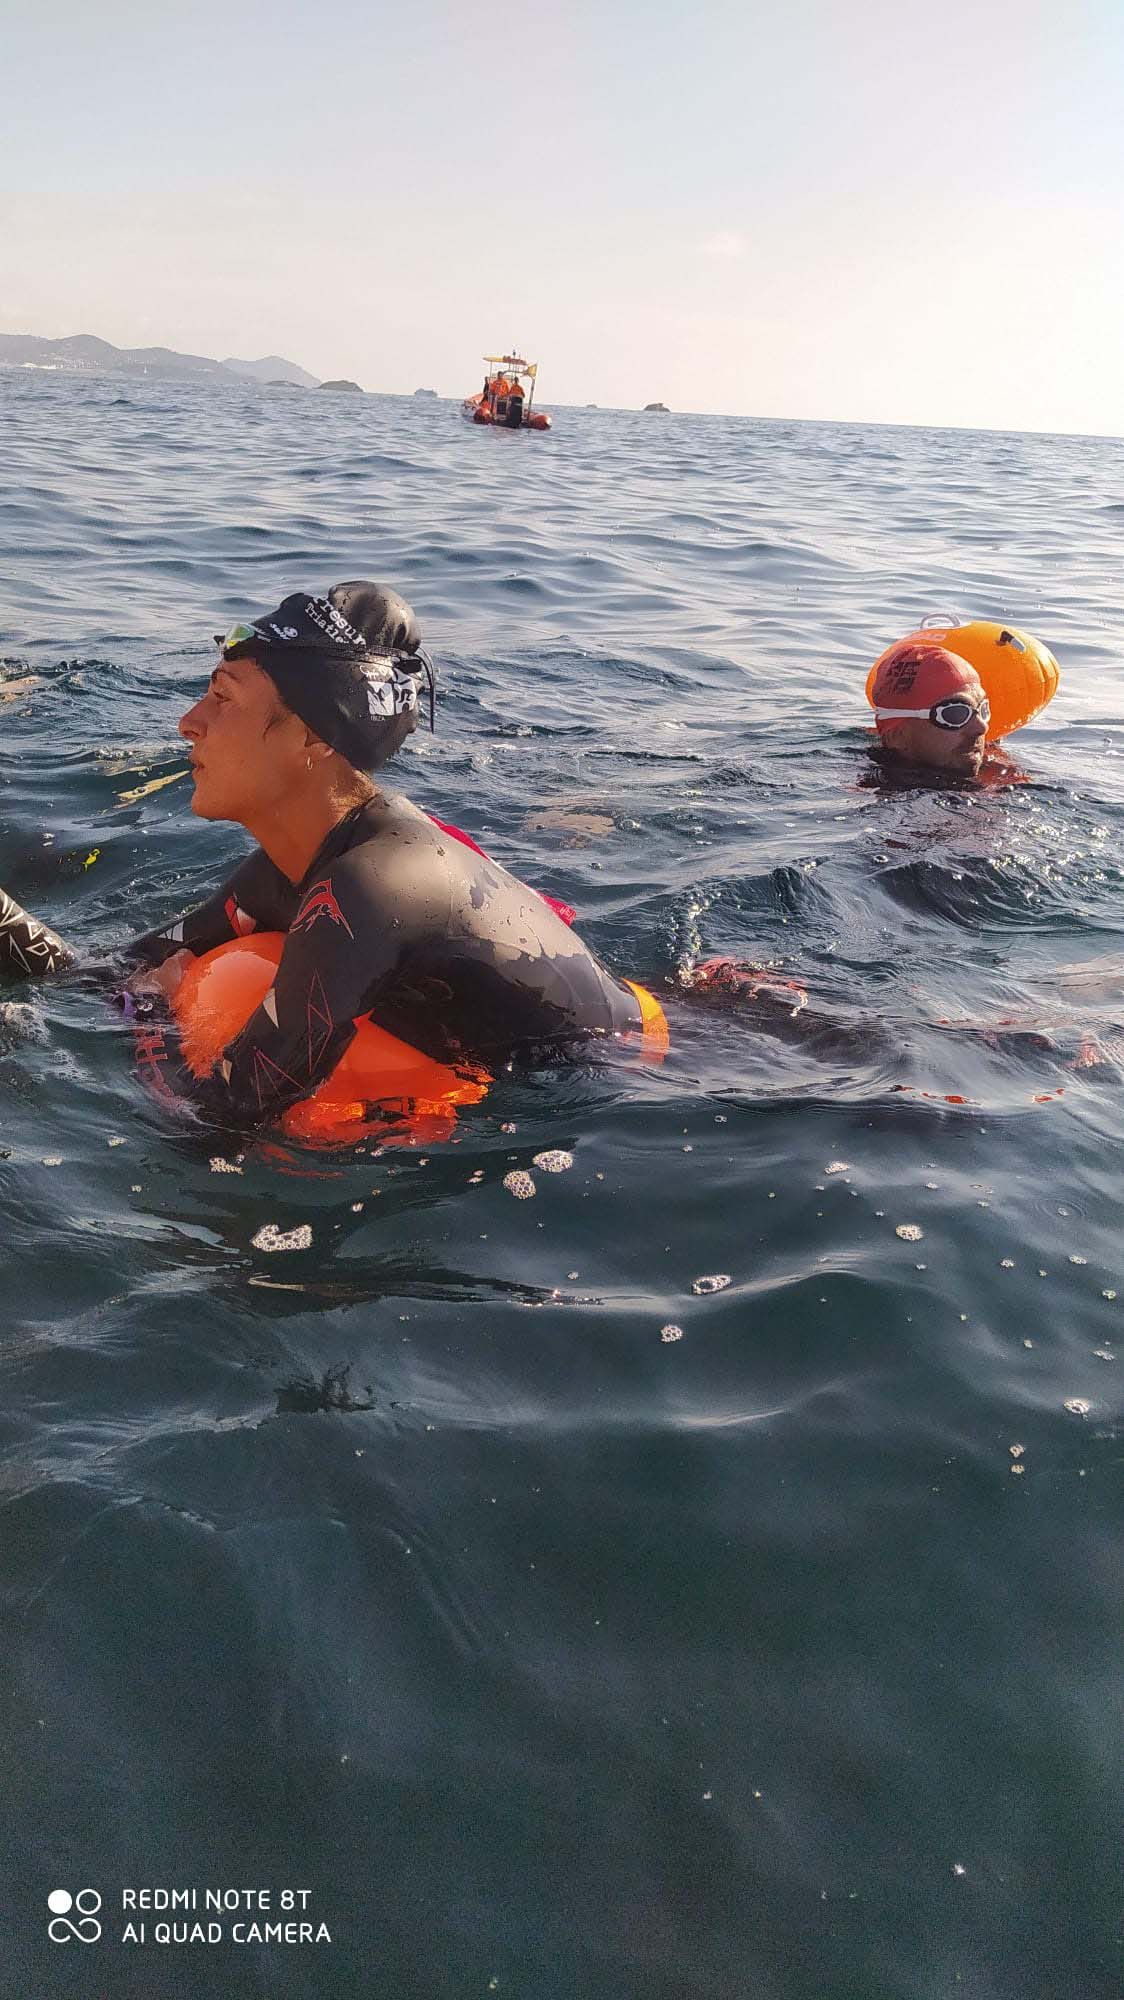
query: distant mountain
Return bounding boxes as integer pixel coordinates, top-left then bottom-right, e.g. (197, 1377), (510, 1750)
(0, 332), (317, 388)
(222, 354), (319, 388)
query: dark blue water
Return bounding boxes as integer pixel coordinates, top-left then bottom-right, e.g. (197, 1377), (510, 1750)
(1, 370), (1120, 1999)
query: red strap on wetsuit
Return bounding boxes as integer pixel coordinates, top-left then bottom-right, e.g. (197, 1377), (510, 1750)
(426, 814), (576, 927)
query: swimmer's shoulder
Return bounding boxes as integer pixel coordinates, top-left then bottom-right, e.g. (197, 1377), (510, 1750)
(335, 791), (446, 854)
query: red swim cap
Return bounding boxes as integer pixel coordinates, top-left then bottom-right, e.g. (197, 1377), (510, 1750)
(871, 643), (980, 732)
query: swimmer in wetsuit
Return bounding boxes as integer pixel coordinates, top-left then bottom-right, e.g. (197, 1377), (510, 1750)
(0, 582), (645, 1129)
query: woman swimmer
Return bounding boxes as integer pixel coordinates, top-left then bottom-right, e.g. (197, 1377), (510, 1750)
(0, 581), (663, 1133)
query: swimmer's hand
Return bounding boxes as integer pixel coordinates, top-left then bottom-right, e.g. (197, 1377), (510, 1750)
(127, 949), (194, 1004)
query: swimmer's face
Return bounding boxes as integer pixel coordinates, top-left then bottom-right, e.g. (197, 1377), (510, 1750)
(878, 667), (989, 777)
(179, 654), (304, 823)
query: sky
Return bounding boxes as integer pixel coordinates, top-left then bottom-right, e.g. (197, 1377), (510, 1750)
(3, 0), (1124, 433)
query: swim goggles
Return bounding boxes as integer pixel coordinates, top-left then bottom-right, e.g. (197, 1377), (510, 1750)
(214, 622), (258, 654)
(875, 694), (990, 731)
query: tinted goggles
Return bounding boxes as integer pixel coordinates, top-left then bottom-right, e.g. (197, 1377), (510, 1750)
(213, 622), (259, 656)
(875, 694), (990, 731)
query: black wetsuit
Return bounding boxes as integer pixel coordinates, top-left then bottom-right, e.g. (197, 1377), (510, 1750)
(126, 793), (642, 1126)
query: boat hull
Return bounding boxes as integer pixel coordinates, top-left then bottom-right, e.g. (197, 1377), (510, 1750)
(462, 394), (551, 431)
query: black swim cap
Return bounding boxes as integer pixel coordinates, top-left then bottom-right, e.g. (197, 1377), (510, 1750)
(215, 582), (435, 771)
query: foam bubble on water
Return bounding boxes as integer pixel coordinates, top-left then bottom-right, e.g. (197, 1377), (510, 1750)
(825, 1161), (850, 1175)
(692, 1274), (731, 1295)
(503, 1170), (536, 1200)
(660, 1324), (684, 1343)
(1102, 1288), (1117, 1301)
(1093, 1348), (1114, 1361)
(1000, 1258), (1015, 1269)
(0, 1001), (49, 1045)
(532, 1150), (573, 1173)
(106, 1136), (126, 1148)
(252, 1222), (313, 1253)
(1064, 1398), (1091, 1417)
(1069, 1254), (1088, 1266)
(41, 1156), (62, 1167)
(895, 1223), (923, 1241)
(209, 1156), (242, 1174)
(1009, 1444), (1025, 1458)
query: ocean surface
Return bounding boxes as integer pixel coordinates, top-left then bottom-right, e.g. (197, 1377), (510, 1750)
(0, 370), (1120, 2000)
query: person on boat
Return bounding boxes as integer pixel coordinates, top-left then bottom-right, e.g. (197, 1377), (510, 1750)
(867, 641), (992, 778)
(0, 583), (650, 1129)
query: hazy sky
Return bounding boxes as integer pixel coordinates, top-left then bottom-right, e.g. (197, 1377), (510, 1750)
(4, 0), (1123, 432)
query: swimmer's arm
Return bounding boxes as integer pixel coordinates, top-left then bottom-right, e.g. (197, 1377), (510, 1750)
(124, 848), (295, 972)
(0, 888), (74, 978)
(137, 858), (401, 1128)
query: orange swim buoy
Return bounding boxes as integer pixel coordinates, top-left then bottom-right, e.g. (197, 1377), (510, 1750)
(172, 935), (489, 1145)
(622, 978), (670, 1055)
(866, 621), (1059, 739)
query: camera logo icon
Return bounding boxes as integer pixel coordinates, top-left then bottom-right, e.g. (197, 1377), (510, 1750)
(47, 1889), (102, 1943)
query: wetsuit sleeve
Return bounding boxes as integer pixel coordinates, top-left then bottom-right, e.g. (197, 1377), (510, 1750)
(138, 851), (415, 1129)
(0, 888), (73, 977)
(124, 848), (295, 969)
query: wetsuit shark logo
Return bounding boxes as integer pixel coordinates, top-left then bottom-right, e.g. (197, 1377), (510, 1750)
(292, 879), (354, 938)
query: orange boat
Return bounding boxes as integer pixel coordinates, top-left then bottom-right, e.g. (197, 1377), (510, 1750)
(463, 353), (552, 431)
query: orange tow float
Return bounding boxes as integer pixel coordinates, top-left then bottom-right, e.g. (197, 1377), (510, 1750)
(173, 934), (489, 1146)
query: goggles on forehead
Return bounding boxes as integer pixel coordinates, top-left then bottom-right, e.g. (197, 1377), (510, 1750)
(214, 622), (259, 654)
(876, 694), (990, 731)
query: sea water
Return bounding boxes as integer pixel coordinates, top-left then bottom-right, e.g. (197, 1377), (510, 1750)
(0, 370), (1120, 1999)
